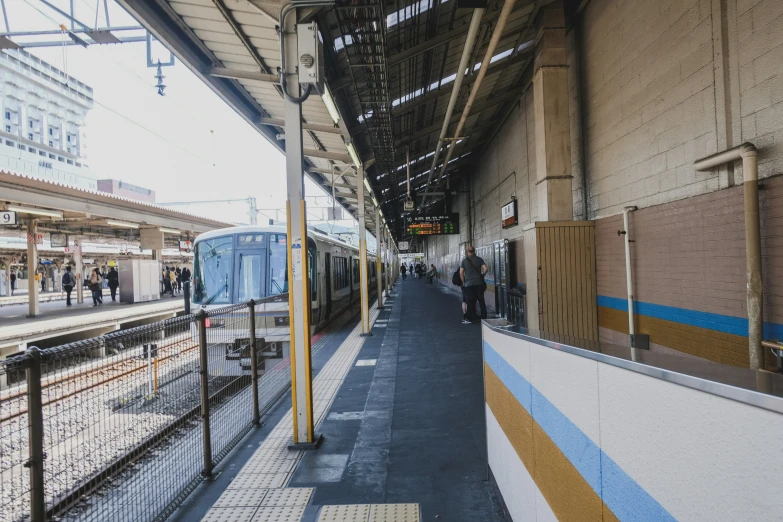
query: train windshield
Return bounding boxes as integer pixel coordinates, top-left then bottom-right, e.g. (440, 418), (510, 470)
(193, 236), (233, 305)
(268, 233), (288, 295)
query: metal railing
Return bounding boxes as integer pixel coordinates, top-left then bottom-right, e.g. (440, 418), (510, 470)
(0, 299), (293, 522)
(507, 291), (526, 328)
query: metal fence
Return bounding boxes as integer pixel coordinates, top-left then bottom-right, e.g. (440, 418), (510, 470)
(0, 299), (293, 522)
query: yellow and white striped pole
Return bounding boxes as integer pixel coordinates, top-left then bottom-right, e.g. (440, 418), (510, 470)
(283, 10), (316, 447)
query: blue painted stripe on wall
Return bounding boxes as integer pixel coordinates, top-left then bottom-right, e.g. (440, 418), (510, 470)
(597, 295), (783, 339)
(484, 341), (675, 522)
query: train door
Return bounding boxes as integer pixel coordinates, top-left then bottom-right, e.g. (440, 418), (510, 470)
(492, 240), (508, 318)
(324, 253), (332, 320)
(349, 256), (354, 304)
(234, 247), (266, 302)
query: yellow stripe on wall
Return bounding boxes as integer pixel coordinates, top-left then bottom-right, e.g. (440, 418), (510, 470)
(484, 364), (618, 521)
(598, 306), (751, 367)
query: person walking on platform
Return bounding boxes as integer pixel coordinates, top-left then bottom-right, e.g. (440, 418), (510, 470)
(426, 264), (437, 284)
(9, 271), (15, 295)
(460, 245), (488, 323)
(89, 268), (104, 306)
(107, 266), (119, 302)
(62, 266), (75, 306)
(400, 264), (407, 280)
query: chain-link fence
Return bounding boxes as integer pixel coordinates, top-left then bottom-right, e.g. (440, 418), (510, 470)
(0, 299), (294, 522)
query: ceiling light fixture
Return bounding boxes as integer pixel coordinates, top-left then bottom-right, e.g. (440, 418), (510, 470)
(106, 220), (139, 229)
(7, 205), (63, 218)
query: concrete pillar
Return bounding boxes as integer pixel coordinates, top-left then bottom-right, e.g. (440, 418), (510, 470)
(74, 238), (84, 304)
(27, 218), (39, 317)
(533, 4), (573, 222)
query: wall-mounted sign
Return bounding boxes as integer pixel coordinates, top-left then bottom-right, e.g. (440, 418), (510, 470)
(50, 232), (68, 248)
(398, 241), (410, 251)
(406, 214), (459, 235)
(38, 160), (53, 169)
(501, 200), (518, 229)
(1, 211), (17, 226)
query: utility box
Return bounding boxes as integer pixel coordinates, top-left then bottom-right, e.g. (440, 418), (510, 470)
(523, 221), (598, 341)
(297, 22), (324, 87)
(118, 259), (161, 304)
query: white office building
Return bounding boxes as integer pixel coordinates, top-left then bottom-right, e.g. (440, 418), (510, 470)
(0, 49), (96, 190)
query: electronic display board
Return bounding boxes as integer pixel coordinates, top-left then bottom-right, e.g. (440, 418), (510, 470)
(406, 214), (460, 235)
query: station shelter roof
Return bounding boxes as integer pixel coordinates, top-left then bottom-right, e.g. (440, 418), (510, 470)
(0, 170), (231, 247)
(115, 0), (539, 240)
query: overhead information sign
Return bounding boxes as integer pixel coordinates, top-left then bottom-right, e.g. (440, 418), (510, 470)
(406, 214), (459, 235)
(398, 241), (410, 251)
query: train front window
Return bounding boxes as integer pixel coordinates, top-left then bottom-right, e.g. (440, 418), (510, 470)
(193, 236), (233, 305)
(268, 234), (288, 295)
(238, 254), (263, 301)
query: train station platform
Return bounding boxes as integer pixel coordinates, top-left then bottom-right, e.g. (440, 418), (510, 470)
(0, 295), (185, 356)
(169, 278), (504, 521)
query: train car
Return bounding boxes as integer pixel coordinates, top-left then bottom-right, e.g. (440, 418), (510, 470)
(191, 225), (377, 374)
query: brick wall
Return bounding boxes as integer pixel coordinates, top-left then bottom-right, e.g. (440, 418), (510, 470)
(738, 0), (783, 179)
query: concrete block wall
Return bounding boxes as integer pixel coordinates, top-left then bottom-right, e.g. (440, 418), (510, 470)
(422, 0), (783, 365)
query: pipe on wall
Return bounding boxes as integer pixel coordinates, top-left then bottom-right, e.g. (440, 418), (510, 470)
(622, 206), (638, 348)
(695, 143), (762, 369)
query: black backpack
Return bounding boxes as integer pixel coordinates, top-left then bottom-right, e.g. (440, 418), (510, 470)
(452, 268), (462, 286)
(63, 272), (73, 286)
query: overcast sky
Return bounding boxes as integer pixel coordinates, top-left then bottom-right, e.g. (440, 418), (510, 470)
(8, 0), (350, 227)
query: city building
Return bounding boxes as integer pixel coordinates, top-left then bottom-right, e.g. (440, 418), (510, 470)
(96, 178), (156, 202)
(0, 49), (96, 190)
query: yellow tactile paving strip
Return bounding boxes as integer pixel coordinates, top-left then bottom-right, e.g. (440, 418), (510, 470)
(316, 504), (420, 522)
(203, 302), (384, 521)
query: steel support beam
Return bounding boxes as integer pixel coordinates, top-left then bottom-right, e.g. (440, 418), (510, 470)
(391, 51), (531, 118)
(375, 211), (383, 309)
(283, 11), (315, 446)
(357, 166), (370, 335)
(303, 149), (352, 163)
(209, 67), (279, 82)
(74, 238), (84, 304)
(27, 218), (39, 317)
(260, 117), (342, 134)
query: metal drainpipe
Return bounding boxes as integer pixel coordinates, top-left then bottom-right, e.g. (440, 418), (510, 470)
(428, 0), (517, 195)
(622, 206), (638, 345)
(695, 143), (762, 369)
(419, 8), (485, 205)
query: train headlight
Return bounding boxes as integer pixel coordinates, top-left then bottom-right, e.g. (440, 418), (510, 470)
(274, 316), (290, 326)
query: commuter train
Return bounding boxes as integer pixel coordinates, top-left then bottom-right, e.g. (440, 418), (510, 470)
(191, 225), (381, 373)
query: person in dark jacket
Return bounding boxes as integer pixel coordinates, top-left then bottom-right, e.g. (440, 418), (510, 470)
(10, 271), (16, 295)
(400, 264), (407, 280)
(62, 266), (75, 306)
(107, 266), (119, 301)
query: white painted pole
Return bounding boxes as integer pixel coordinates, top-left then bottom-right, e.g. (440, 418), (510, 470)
(357, 166), (370, 334)
(283, 8), (314, 445)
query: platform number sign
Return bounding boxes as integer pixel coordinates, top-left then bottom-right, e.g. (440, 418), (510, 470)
(1, 211), (17, 226)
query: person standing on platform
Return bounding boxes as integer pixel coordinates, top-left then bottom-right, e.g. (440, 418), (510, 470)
(107, 266), (119, 302)
(175, 267), (182, 293)
(163, 267), (172, 296)
(460, 245), (488, 323)
(62, 266), (75, 306)
(169, 268), (177, 296)
(426, 264), (437, 284)
(10, 271), (16, 295)
(89, 268), (104, 306)
(400, 264), (407, 280)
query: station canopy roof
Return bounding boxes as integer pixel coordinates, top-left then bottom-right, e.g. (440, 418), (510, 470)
(116, 0), (540, 240)
(0, 170), (231, 246)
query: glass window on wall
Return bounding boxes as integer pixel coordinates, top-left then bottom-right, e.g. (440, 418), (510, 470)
(238, 254), (263, 301)
(193, 236), (233, 305)
(269, 234), (288, 295)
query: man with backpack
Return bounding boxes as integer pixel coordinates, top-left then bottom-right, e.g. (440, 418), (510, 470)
(62, 266), (75, 306)
(460, 245), (488, 323)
